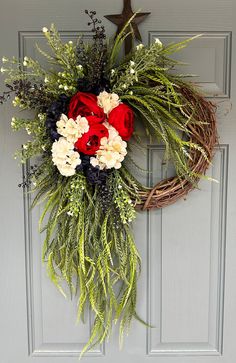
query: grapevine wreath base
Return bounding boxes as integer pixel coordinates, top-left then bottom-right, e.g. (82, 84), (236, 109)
(138, 87), (217, 210)
(0, 10), (218, 357)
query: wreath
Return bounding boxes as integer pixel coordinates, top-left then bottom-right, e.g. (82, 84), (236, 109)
(0, 11), (217, 356)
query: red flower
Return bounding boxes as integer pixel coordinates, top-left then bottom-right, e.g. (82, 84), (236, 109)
(68, 92), (105, 124)
(75, 123), (109, 155)
(108, 103), (134, 141)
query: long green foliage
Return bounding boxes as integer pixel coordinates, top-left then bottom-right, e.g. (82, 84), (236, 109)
(32, 164), (141, 356)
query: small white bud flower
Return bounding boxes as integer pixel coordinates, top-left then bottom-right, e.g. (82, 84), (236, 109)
(2, 57), (7, 63)
(59, 84), (63, 89)
(41, 145), (46, 151)
(118, 184), (122, 189)
(24, 56), (29, 61)
(155, 38), (163, 47)
(12, 96), (19, 106)
(68, 40), (73, 45)
(33, 182), (37, 187)
(129, 91), (133, 95)
(42, 27), (48, 33)
(67, 211), (74, 216)
(122, 84), (127, 89)
(136, 43), (144, 50)
(23, 144), (28, 150)
(130, 60), (135, 66)
(38, 113), (43, 120)
(0, 67), (6, 73)
(130, 68), (135, 75)
(78, 64), (83, 69)
(12, 117), (16, 122)
(23, 61), (28, 67)
(64, 85), (68, 90)
(128, 199), (132, 204)
(44, 77), (49, 83)
(111, 69), (115, 75)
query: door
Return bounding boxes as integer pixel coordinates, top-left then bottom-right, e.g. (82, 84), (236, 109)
(0, 1), (235, 362)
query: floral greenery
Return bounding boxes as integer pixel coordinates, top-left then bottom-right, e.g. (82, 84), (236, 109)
(0, 10), (213, 356)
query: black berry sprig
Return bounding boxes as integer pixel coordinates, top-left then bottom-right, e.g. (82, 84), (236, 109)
(1, 79), (53, 110)
(18, 164), (39, 188)
(76, 10), (110, 95)
(0, 84), (13, 104)
(45, 94), (70, 141)
(85, 9), (106, 42)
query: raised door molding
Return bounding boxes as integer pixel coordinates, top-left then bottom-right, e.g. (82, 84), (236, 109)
(146, 145), (228, 356)
(149, 31), (232, 98)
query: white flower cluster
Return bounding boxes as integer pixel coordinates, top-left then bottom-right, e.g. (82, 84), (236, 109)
(56, 113), (89, 143)
(52, 114), (90, 176)
(91, 123), (127, 170)
(52, 138), (81, 177)
(97, 91), (120, 114)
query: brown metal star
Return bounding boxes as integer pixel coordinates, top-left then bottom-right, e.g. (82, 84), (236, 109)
(105, 0), (150, 54)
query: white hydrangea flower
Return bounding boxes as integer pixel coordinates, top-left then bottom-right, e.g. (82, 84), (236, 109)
(51, 137), (81, 177)
(98, 151), (120, 169)
(68, 151), (81, 169)
(90, 157), (99, 168)
(109, 136), (127, 157)
(90, 123), (127, 170)
(114, 161), (122, 169)
(56, 113), (89, 143)
(90, 156), (106, 170)
(58, 163), (77, 177)
(97, 91), (120, 114)
(103, 121), (119, 139)
(76, 115), (89, 134)
(52, 137), (73, 159)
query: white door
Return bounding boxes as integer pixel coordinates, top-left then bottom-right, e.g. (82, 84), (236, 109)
(1, 1), (235, 362)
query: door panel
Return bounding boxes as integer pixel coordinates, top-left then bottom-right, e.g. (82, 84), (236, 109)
(148, 146), (228, 356)
(1, 1), (235, 362)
